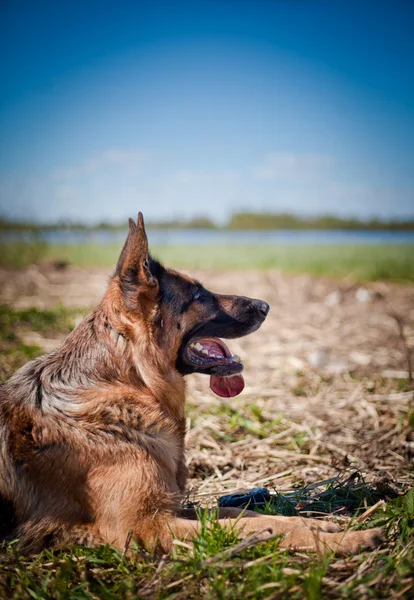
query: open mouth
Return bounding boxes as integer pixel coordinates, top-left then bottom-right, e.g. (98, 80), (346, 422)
(184, 337), (245, 398)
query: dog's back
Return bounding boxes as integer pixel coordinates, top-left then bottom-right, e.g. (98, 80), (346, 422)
(0, 304), (187, 551)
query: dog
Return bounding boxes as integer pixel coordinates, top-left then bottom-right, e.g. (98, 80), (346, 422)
(0, 213), (381, 554)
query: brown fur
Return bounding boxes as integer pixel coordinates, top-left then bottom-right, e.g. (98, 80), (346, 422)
(0, 213), (382, 555)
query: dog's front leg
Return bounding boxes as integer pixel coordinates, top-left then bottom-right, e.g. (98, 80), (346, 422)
(159, 514), (383, 556)
(176, 458), (188, 494)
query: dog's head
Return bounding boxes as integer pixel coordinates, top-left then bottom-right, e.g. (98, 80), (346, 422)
(113, 213), (269, 397)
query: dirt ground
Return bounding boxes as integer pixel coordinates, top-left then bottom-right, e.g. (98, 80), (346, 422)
(1, 264), (413, 504)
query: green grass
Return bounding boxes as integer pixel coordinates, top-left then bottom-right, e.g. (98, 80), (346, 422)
(258, 473), (401, 519)
(1, 242), (414, 281)
(198, 402), (285, 444)
(0, 305), (82, 381)
(1, 488), (413, 599)
(0, 239), (48, 269)
(0, 305), (77, 334)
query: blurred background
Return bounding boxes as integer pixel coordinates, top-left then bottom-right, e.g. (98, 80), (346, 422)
(0, 0), (413, 276)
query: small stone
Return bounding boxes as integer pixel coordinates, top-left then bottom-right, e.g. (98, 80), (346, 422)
(324, 290), (342, 306)
(307, 350), (329, 369)
(355, 287), (374, 303)
(287, 356), (305, 370)
(350, 351), (372, 366)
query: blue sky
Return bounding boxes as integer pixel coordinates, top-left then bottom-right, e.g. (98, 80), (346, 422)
(0, 0), (413, 224)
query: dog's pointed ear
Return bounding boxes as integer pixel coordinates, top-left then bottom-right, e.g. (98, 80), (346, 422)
(116, 212), (158, 293)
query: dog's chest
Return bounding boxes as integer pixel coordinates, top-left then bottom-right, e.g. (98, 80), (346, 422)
(95, 400), (185, 448)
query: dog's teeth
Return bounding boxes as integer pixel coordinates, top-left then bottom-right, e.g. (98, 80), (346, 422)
(201, 348), (209, 355)
(232, 355), (241, 363)
(194, 343), (203, 351)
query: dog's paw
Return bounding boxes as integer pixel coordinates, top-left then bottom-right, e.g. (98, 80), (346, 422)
(327, 527), (384, 555)
(279, 526), (383, 555)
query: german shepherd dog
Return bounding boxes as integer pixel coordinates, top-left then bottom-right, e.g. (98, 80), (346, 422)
(0, 214), (381, 554)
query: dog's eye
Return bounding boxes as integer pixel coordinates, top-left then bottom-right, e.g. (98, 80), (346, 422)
(193, 290), (201, 301)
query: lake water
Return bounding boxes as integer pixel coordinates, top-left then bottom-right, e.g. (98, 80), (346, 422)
(2, 228), (414, 245)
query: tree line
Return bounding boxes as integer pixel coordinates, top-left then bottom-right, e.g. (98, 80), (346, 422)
(1, 213), (413, 231)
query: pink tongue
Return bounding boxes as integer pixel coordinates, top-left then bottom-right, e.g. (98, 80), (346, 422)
(210, 374), (245, 398)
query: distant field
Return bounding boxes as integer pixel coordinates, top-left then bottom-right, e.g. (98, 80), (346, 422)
(0, 242), (413, 281)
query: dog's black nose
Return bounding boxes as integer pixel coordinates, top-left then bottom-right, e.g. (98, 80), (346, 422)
(259, 301), (270, 317)
(253, 300), (270, 318)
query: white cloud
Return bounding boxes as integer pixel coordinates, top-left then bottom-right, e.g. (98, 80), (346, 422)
(172, 169), (238, 186)
(1, 149), (413, 223)
(0, 148), (152, 223)
(253, 152), (334, 181)
(52, 149), (149, 181)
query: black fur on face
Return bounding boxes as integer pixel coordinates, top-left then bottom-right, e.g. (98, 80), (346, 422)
(149, 257), (269, 376)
